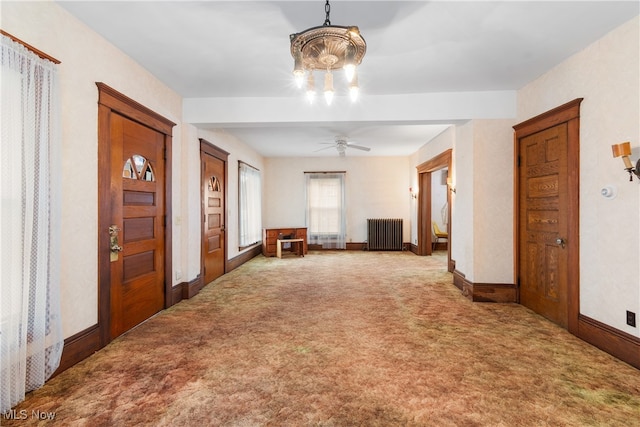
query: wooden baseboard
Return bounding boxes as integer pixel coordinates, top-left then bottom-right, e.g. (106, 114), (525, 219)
(182, 275), (205, 300)
(172, 284), (184, 305)
(346, 242), (366, 251)
(577, 314), (640, 369)
(228, 244), (262, 271)
(53, 324), (101, 377)
(453, 269), (517, 303)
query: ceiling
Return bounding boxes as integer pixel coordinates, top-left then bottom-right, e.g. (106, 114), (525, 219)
(57, 1), (638, 157)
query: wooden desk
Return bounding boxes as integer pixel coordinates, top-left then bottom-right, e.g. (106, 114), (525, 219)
(276, 239), (304, 258)
(263, 227), (307, 257)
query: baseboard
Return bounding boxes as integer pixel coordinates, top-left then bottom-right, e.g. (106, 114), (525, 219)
(577, 314), (640, 369)
(228, 243), (262, 271)
(346, 242), (366, 251)
(172, 284), (184, 305)
(182, 275), (205, 300)
(53, 324), (101, 377)
(453, 269), (517, 303)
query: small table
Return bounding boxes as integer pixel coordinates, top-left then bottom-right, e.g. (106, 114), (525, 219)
(276, 238), (305, 258)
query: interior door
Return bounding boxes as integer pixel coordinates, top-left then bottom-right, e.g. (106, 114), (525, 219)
(202, 151), (225, 284)
(518, 123), (569, 328)
(109, 113), (165, 339)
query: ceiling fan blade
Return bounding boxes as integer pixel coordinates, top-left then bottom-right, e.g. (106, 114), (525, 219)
(347, 144), (371, 151)
(314, 145), (335, 152)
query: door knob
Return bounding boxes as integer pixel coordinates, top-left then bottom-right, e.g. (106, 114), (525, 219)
(556, 237), (566, 249)
(109, 225), (123, 261)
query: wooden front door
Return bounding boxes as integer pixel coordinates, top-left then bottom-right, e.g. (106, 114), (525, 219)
(201, 142), (227, 285)
(98, 83), (174, 346)
(518, 123), (569, 328)
(109, 113), (166, 339)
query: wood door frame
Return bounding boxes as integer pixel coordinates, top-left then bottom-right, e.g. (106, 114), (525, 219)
(199, 138), (229, 279)
(417, 149), (453, 272)
(97, 82), (175, 347)
(513, 98), (582, 334)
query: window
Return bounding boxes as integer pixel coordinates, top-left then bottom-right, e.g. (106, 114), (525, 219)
(238, 161), (262, 247)
(305, 172), (346, 249)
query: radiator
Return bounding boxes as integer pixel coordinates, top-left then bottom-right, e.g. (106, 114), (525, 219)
(367, 218), (403, 251)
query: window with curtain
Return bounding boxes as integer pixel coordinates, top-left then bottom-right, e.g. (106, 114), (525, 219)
(238, 161), (262, 248)
(1, 34), (64, 412)
(305, 172), (346, 249)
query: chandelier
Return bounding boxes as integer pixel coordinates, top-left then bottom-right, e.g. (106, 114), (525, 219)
(290, 0), (366, 105)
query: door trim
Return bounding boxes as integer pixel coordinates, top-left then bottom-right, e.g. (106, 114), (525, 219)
(513, 98), (582, 334)
(416, 149), (453, 272)
(199, 138), (229, 282)
(97, 82), (175, 347)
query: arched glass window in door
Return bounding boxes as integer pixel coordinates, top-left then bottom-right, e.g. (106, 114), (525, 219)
(208, 176), (220, 192)
(123, 154), (154, 181)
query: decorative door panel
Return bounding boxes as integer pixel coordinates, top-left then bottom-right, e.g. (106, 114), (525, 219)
(518, 124), (569, 328)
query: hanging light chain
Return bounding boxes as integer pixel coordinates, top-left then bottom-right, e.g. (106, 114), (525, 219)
(324, 0), (331, 26)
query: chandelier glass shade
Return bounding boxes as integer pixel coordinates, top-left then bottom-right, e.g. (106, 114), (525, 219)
(290, 1), (366, 104)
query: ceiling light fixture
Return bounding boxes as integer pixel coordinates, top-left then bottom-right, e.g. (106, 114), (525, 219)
(290, 0), (366, 105)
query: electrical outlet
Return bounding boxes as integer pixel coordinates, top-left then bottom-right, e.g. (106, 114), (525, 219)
(627, 311), (636, 328)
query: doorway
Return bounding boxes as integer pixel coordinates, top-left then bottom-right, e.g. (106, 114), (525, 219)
(416, 149), (453, 272)
(97, 83), (175, 344)
(513, 98), (582, 332)
(200, 139), (228, 285)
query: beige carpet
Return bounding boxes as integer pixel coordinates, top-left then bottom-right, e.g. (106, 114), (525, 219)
(5, 251), (640, 426)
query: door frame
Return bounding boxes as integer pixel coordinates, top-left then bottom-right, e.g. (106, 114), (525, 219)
(416, 149), (453, 272)
(97, 82), (175, 347)
(513, 98), (582, 334)
(199, 138), (229, 281)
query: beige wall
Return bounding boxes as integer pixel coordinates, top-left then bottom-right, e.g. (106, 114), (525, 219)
(517, 16), (640, 335)
(264, 157), (411, 244)
(3, 1), (184, 338)
(6, 2), (638, 343)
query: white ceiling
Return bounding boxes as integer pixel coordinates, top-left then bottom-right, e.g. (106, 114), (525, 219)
(57, 1), (639, 157)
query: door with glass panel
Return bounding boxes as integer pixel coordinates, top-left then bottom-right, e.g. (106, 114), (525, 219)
(109, 113), (166, 339)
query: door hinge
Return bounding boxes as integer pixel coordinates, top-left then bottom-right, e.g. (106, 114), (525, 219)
(163, 215), (167, 227)
(163, 147), (167, 160)
(517, 155), (522, 167)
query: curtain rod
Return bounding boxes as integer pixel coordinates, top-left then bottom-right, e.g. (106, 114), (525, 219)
(1, 30), (61, 64)
(304, 171), (346, 174)
(238, 160), (260, 172)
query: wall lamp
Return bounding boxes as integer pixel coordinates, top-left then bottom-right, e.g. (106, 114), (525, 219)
(446, 177), (456, 193)
(409, 187), (418, 199)
(611, 141), (640, 182)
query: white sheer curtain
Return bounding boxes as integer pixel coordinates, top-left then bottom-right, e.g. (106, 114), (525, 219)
(1, 35), (64, 412)
(238, 161), (262, 247)
(305, 172), (346, 249)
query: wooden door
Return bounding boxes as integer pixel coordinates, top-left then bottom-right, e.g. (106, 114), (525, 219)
(202, 151), (225, 284)
(518, 123), (569, 328)
(109, 113), (165, 339)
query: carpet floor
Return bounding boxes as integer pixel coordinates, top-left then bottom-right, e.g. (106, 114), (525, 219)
(4, 251), (640, 426)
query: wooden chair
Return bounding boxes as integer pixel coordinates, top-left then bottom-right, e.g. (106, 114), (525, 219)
(432, 221), (448, 251)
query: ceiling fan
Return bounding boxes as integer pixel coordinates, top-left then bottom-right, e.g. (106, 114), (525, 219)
(316, 136), (371, 157)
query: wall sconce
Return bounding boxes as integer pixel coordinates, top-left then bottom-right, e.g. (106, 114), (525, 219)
(611, 141), (640, 182)
(446, 177), (456, 193)
(409, 187), (418, 199)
